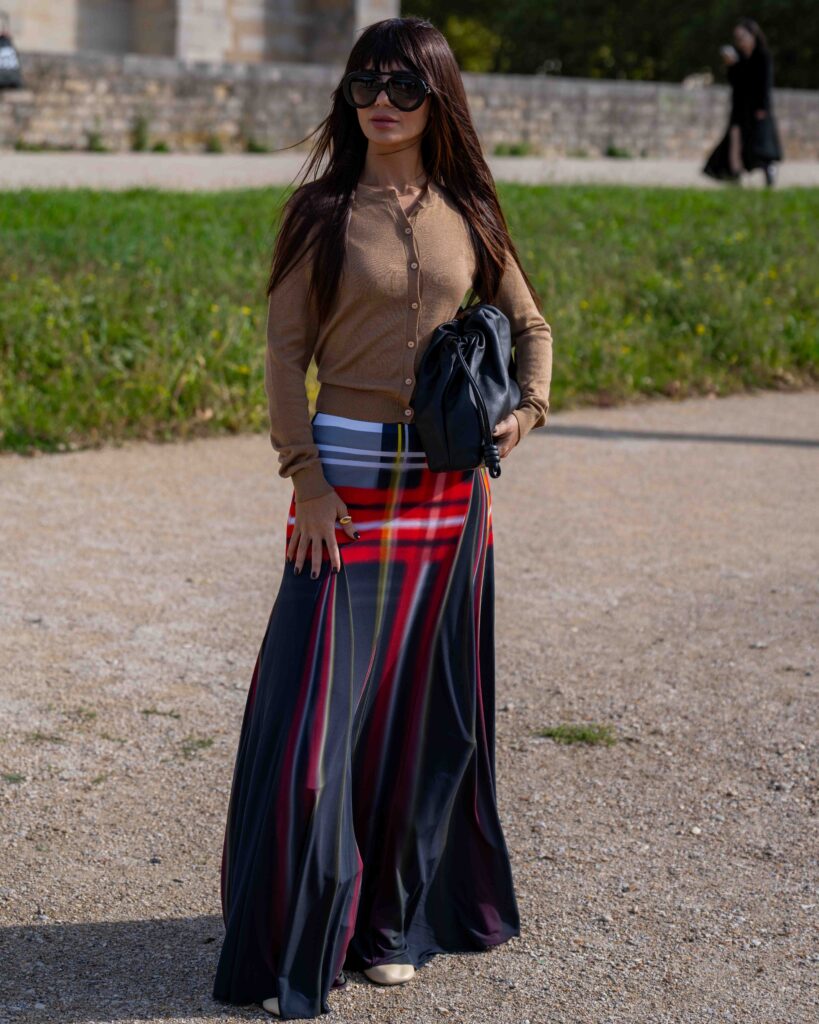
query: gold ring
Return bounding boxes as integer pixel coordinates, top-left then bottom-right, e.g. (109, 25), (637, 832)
(338, 514), (352, 524)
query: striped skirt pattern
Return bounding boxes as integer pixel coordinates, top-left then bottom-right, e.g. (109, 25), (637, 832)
(212, 411), (520, 1018)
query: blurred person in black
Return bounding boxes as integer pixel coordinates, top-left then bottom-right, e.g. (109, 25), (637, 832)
(703, 17), (782, 187)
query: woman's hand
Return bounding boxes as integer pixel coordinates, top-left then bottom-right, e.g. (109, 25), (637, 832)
(287, 490), (358, 579)
(492, 413), (522, 458)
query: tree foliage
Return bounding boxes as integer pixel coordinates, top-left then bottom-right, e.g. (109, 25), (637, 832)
(404, 1), (818, 89)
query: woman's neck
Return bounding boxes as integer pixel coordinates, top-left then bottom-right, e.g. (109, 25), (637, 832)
(359, 149), (428, 191)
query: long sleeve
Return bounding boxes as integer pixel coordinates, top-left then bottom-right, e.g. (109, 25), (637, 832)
(492, 249), (554, 443)
(264, 246), (335, 503)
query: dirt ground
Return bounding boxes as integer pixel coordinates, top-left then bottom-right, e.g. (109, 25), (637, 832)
(1, 388), (817, 1024)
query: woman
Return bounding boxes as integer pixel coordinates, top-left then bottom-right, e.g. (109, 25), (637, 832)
(703, 16), (783, 187)
(212, 16), (553, 1020)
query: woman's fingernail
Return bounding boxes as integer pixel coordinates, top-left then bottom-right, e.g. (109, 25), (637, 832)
(294, 565), (300, 575)
(311, 571), (318, 579)
(353, 531), (360, 539)
(332, 565), (339, 574)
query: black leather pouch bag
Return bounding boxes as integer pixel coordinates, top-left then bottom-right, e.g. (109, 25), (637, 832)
(409, 303), (520, 478)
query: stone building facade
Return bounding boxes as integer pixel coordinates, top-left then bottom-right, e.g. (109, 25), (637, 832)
(1, 0), (399, 64)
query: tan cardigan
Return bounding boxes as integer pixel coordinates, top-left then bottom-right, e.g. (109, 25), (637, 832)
(264, 177), (553, 502)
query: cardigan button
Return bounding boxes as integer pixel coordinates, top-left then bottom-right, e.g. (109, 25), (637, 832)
(404, 409), (412, 417)
(410, 262), (418, 269)
(410, 301), (418, 309)
(407, 340), (415, 347)
(405, 378), (412, 385)
(404, 227), (412, 234)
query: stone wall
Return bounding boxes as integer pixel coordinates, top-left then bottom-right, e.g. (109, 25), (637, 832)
(2, 51), (818, 159)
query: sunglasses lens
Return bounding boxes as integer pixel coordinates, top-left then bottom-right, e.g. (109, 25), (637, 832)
(391, 77), (424, 106)
(350, 77), (380, 105)
(348, 74), (425, 109)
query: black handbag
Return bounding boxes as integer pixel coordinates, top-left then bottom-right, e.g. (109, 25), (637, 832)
(0, 23), (22, 90)
(409, 302), (520, 478)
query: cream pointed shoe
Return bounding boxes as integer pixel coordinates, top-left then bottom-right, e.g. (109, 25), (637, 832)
(363, 963), (416, 985)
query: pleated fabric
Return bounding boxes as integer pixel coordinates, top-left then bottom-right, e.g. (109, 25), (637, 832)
(212, 411), (520, 1019)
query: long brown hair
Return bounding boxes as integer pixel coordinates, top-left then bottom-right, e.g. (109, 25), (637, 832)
(736, 16), (770, 54)
(266, 16), (544, 329)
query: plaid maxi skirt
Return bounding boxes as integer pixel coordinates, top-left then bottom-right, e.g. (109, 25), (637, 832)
(212, 411), (520, 1018)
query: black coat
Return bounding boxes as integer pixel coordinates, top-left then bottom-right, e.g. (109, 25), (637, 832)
(703, 44), (783, 180)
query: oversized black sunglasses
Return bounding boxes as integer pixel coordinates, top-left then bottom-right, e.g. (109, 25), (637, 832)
(341, 70), (432, 112)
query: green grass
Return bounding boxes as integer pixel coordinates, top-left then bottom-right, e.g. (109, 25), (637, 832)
(1, 184), (816, 453)
(179, 734), (214, 759)
(536, 722), (618, 746)
(64, 705), (97, 723)
(141, 706), (182, 719)
(25, 731), (66, 744)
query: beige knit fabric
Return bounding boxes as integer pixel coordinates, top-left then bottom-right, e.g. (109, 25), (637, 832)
(264, 177), (553, 502)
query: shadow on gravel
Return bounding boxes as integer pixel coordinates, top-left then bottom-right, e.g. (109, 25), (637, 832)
(542, 425), (819, 448)
(0, 916), (244, 1021)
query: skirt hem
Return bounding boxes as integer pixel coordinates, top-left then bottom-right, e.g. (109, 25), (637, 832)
(211, 925), (522, 1014)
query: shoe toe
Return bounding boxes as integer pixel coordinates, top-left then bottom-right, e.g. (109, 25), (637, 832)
(364, 963), (416, 985)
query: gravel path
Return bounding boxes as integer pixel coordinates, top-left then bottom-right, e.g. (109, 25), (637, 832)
(1, 388), (817, 1024)
(1, 152), (818, 190)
